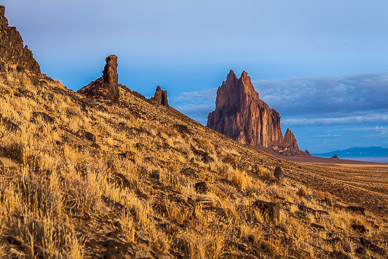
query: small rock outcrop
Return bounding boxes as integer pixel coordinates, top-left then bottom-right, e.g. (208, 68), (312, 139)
(283, 129), (299, 152)
(150, 86), (168, 106)
(208, 70), (307, 156)
(331, 154), (339, 159)
(271, 128), (307, 156)
(78, 55), (119, 101)
(0, 5), (41, 74)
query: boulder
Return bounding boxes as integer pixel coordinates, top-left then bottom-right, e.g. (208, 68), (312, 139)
(194, 182), (208, 194)
(273, 167), (284, 182)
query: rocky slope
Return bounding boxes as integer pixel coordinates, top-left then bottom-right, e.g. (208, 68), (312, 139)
(0, 6), (387, 258)
(207, 70), (306, 156)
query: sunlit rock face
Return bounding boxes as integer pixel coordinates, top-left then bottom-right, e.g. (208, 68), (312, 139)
(208, 70), (308, 156)
(207, 70), (283, 147)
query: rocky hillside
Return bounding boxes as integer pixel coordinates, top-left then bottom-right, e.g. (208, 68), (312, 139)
(0, 5), (387, 258)
(207, 70), (307, 156)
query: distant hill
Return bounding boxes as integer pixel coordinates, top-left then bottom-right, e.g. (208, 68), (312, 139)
(313, 146), (388, 158)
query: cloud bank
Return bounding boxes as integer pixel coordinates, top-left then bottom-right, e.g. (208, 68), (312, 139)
(169, 73), (388, 127)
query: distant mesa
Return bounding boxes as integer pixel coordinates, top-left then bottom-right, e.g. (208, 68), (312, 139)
(150, 86), (168, 106)
(207, 70), (307, 156)
(313, 147), (388, 159)
(78, 55), (119, 101)
(331, 154), (339, 159)
(0, 5), (41, 75)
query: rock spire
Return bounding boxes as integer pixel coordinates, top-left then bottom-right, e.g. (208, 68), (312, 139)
(150, 86), (168, 106)
(208, 70), (308, 156)
(78, 55), (119, 101)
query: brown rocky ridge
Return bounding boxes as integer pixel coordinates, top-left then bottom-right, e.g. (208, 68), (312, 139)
(0, 5), (41, 81)
(208, 70), (307, 156)
(78, 55), (119, 101)
(77, 56), (169, 107)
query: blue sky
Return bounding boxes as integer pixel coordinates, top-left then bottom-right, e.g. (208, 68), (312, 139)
(3, 0), (388, 153)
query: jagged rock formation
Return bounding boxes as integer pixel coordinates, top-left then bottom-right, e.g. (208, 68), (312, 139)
(78, 55), (119, 101)
(0, 5), (41, 74)
(208, 70), (307, 156)
(279, 128), (305, 155)
(150, 86), (168, 106)
(208, 70), (283, 147)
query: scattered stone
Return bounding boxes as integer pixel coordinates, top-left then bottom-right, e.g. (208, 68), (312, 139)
(320, 197), (332, 207)
(274, 167), (284, 182)
(190, 145), (214, 163)
(360, 237), (385, 256)
(102, 195), (125, 212)
(253, 200), (281, 221)
(0, 61), (6, 72)
(174, 124), (190, 135)
(355, 247), (365, 255)
(150, 86), (168, 106)
(98, 239), (133, 257)
(31, 111), (55, 124)
(294, 211), (308, 218)
(327, 251), (350, 259)
(113, 173), (131, 189)
(78, 55), (119, 101)
(310, 223), (325, 231)
(134, 251), (153, 259)
(181, 167), (195, 176)
(325, 238), (351, 253)
(297, 187), (308, 197)
(80, 130), (96, 142)
(352, 224), (367, 233)
(346, 205), (365, 215)
(0, 115), (20, 132)
(194, 182), (208, 194)
(150, 170), (160, 180)
(298, 204), (329, 216)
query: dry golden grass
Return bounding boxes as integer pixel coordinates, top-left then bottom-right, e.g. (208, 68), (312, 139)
(0, 64), (387, 258)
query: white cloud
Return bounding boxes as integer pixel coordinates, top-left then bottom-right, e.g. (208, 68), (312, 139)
(313, 134), (341, 138)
